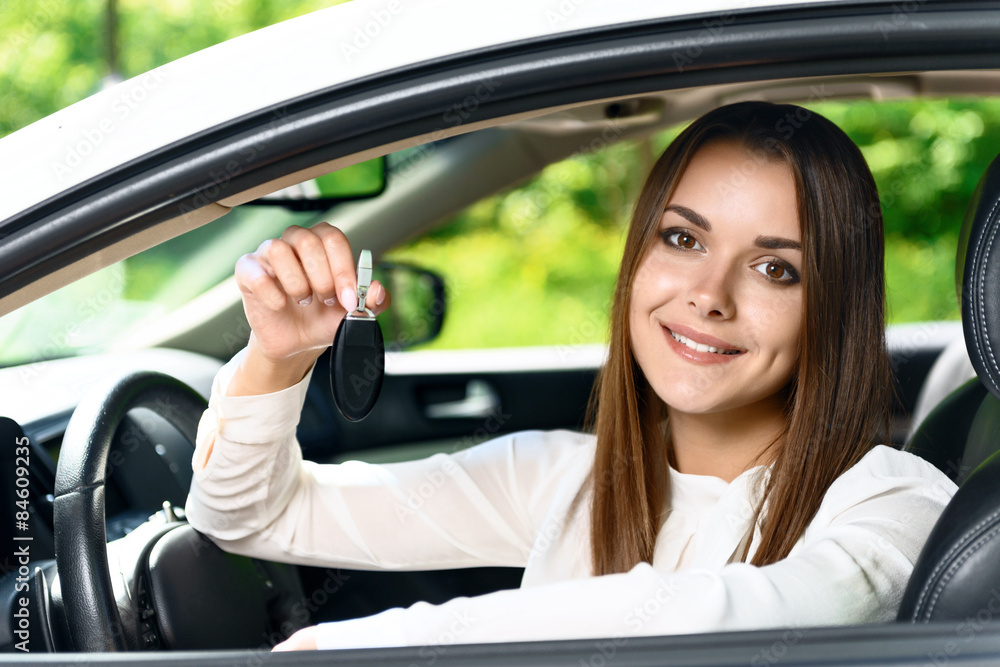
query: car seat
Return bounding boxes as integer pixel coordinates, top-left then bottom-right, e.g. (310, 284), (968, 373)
(897, 152), (1000, 622)
(906, 335), (976, 442)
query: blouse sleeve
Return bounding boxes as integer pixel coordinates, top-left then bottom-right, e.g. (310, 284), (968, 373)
(184, 348), (593, 571)
(307, 446), (957, 649)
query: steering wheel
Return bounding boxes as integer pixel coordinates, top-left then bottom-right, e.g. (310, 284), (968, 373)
(54, 370), (305, 651)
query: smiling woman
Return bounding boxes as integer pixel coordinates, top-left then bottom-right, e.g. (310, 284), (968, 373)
(184, 101), (957, 651)
(591, 100), (911, 577)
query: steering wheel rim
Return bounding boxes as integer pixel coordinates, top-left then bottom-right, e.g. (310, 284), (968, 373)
(54, 371), (206, 652)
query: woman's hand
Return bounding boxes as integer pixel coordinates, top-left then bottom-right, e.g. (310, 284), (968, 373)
(271, 625), (319, 651)
(228, 222), (391, 396)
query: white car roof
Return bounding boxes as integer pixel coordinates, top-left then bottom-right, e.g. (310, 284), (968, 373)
(0, 0), (866, 223)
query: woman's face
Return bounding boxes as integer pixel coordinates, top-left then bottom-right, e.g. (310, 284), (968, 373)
(629, 140), (803, 416)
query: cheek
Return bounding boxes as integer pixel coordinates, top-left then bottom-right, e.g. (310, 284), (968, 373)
(630, 252), (683, 312)
(745, 287), (803, 362)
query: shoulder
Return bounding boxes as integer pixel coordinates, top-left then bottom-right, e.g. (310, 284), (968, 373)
(813, 445), (957, 525)
(841, 445), (955, 488)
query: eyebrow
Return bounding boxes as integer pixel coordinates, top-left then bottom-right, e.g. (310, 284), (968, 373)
(665, 205), (711, 232)
(755, 236), (802, 251)
(665, 204), (802, 251)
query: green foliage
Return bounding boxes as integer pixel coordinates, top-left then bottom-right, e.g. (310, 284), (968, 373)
(389, 100), (1000, 350)
(812, 99), (1000, 324)
(2, 3), (995, 359)
(385, 141), (646, 349)
(0, 0), (347, 137)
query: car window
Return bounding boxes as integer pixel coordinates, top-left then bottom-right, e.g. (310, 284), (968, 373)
(0, 206), (313, 367)
(386, 98), (1000, 352)
(383, 134), (662, 350)
(1, 98), (995, 367)
(813, 99), (998, 325)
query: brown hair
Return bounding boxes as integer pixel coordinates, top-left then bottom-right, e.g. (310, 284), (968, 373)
(587, 101), (890, 574)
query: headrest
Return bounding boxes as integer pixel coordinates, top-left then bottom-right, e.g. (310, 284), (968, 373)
(958, 153), (1000, 402)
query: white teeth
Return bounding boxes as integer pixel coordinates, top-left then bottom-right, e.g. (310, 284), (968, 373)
(669, 330), (739, 355)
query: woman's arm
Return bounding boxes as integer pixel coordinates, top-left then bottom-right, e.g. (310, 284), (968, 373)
(185, 347), (596, 570)
(274, 446), (957, 650)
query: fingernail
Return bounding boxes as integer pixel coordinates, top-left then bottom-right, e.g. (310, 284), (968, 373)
(375, 284), (385, 305)
(298, 295), (312, 306)
(324, 298), (337, 306)
(340, 287), (358, 312)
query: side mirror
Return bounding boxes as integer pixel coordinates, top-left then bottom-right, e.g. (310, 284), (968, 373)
(372, 262), (445, 349)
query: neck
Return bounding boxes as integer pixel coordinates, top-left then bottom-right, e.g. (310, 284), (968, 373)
(668, 395), (787, 482)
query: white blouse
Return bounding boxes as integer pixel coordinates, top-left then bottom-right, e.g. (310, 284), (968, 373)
(184, 349), (958, 650)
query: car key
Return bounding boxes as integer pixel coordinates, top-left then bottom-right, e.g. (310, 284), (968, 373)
(330, 249), (385, 421)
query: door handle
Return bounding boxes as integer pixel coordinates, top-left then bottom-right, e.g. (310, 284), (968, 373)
(424, 380), (500, 419)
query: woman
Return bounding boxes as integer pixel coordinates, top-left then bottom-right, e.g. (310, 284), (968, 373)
(185, 101), (956, 650)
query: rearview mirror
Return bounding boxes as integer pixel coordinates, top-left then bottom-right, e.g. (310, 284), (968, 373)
(245, 157), (386, 210)
(373, 263), (445, 349)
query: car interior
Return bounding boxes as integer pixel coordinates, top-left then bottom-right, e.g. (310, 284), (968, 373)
(897, 151), (1000, 623)
(3, 3), (1000, 658)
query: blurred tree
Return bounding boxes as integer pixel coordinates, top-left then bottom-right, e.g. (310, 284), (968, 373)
(0, 0), (348, 137)
(388, 100), (1000, 349)
(2, 1), (996, 356)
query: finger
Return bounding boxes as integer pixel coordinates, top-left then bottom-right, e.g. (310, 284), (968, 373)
(250, 238), (278, 278)
(267, 239), (313, 305)
(312, 222), (358, 312)
(236, 253), (286, 311)
(367, 279), (392, 316)
(281, 225), (338, 306)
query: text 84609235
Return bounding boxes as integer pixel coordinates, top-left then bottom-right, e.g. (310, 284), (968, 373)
(12, 435), (31, 652)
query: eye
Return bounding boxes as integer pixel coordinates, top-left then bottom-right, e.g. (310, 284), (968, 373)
(752, 260), (799, 284)
(662, 230), (704, 251)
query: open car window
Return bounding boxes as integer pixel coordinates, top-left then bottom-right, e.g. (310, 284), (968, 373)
(5, 0), (1000, 662)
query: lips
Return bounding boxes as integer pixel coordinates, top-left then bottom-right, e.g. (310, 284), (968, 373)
(667, 329), (740, 355)
(663, 323), (744, 358)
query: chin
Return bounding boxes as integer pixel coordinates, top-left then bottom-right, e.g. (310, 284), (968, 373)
(652, 386), (735, 415)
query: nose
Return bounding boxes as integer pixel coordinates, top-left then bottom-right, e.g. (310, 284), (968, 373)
(687, 261), (736, 319)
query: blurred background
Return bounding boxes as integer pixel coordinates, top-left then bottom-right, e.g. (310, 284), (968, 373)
(2, 0), (994, 358)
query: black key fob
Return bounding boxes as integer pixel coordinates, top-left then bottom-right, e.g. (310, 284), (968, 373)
(330, 250), (384, 421)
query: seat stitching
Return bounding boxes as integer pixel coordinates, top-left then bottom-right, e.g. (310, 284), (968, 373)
(974, 198), (1000, 381)
(920, 521), (1000, 621)
(913, 506), (1000, 615)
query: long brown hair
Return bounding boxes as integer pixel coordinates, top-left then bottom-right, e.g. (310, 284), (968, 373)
(587, 101), (890, 574)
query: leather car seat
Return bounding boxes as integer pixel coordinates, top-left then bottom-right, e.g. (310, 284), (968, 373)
(898, 152), (1000, 622)
(907, 335), (976, 442)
